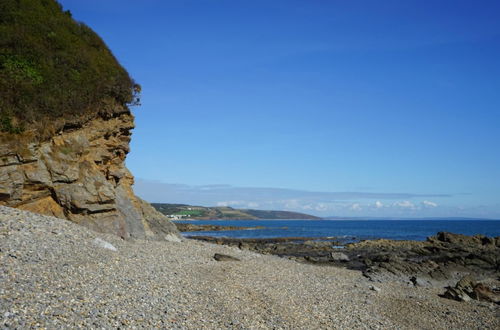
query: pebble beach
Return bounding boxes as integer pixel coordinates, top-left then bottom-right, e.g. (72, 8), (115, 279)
(1, 206), (498, 329)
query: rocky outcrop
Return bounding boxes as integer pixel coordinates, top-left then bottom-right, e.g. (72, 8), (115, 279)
(0, 109), (179, 240)
(190, 232), (500, 289)
(175, 223), (263, 232)
(345, 232), (500, 286)
(188, 236), (342, 260)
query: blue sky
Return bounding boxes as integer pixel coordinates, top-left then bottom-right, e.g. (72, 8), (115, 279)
(59, 0), (500, 218)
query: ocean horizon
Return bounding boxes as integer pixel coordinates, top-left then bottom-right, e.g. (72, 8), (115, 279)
(177, 219), (500, 242)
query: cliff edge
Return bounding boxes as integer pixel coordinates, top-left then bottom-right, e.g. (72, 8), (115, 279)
(0, 0), (178, 240)
(0, 111), (179, 240)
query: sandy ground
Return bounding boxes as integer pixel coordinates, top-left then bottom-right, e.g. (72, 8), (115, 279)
(1, 206), (498, 329)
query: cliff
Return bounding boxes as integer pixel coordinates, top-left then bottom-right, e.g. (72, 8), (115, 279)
(0, 108), (178, 240)
(0, 0), (178, 240)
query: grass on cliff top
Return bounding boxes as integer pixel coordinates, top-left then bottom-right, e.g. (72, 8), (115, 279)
(0, 0), (139, 136)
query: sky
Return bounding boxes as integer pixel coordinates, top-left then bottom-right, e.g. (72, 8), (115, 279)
(59, 0), (500, 218)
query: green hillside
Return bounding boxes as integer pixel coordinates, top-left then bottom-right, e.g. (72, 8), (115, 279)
(152, 203), (320, 220)
(0, 0), (138, 136)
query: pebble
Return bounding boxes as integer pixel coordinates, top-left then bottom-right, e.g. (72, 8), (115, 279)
(92, 238), (118, 251)
(1, 206), (498, 329)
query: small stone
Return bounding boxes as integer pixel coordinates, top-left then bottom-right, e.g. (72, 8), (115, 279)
(410, 276), (428, 287)
(164, 234), (182, 243)
(370, 285), (381, 292)
(213, 253), (240, 261)
(92, 238), (117, 251)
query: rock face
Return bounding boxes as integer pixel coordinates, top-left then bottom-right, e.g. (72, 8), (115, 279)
(0, 109), (178, 240)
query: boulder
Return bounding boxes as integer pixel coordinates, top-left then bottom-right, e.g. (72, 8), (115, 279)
(471, 283), (499, 303)
(442, 275), (499, 303)
(455, 275), (476, 294)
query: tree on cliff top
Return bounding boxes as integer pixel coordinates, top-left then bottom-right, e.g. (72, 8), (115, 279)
(0, 0), (138, 135)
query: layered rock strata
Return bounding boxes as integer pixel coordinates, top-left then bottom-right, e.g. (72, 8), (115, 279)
(348, 232), (499, 285)
(0, 110), (178, 240)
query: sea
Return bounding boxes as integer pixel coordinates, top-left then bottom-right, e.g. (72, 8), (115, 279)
(176, 219), (500, 243)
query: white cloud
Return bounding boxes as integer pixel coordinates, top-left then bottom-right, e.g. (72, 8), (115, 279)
(393, 201), (416, 209)
(133, 179), (450, 203)
(350, 203), (362, 211)
(216, 200), (250, 207)
(422, 200), (438, 208)
(132, 179), (458, 216)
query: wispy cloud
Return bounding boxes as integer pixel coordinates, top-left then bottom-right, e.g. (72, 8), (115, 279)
(134, 179), (453, 216)
(422, 200), (438, 208)
(134, 179), (450, 203)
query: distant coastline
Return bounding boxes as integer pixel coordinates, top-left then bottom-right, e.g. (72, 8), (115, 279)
(152, 203), (320, 220)
(151, 203), (497, 221)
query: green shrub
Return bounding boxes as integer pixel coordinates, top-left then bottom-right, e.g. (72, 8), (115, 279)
(0, 0), (139, 136)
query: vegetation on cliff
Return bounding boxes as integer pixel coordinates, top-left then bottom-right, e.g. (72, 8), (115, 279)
(0, 0), (139, 136)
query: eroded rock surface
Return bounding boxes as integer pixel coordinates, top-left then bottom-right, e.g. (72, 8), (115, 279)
(346, 232), (500, 286)
(0, 110), (178, 240)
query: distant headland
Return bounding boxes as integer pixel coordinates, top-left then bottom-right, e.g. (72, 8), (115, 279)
(152, 203), (321, 220)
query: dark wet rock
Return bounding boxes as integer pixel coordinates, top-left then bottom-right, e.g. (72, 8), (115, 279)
(428, 232), (497, 248)
(190, 231), (500, 288)
(213, 253), (240, 261)
(345, 232), (500, 286)
(175, 223), (262, 232)
(303, 240), (334, 249)
(190, 236), (342, 264)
